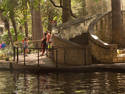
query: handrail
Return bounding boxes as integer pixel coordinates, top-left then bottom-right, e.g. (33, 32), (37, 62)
(88, 11), (115, 49)
(14, 40), (43, 48)
(52, 15), (95, 40)
(13, 40), (59, 68)
(87, 11), (121, 63)
(89, 11), (125, 48)
(57, 16), (95, 30)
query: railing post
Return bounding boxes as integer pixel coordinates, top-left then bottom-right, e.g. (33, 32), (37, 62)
(24, 48), (26, 66)
(56, 48), (58, 68)
(13, 47), (16, 61)
(38, 48), (40, 67)
(17, 47), (19, 64)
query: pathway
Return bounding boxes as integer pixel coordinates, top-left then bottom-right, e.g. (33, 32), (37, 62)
(1, 53), (125, 73)
(17, 53), (55, 67)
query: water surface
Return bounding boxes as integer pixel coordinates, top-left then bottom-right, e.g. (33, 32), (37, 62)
(0, 71), (125, 94)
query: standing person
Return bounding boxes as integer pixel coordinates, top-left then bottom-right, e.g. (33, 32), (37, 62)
(1, 41), (6, 49)
(41, 33), (47, 56)
(22, 37), (29, 55)
(0, 43), (2, 49)
(46, 31), (52, 56)
(46, 31), (51, 44)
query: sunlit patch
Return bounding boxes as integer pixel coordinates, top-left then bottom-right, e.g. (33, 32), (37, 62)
(91, 34), (98, 40)
(117, 49), (120, 54)
(75, 90), (86, 93)
(103, 43), (108, 45)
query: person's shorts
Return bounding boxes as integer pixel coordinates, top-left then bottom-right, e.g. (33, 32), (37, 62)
(41, 43), (47, 50)
(24, 45), (28, 49)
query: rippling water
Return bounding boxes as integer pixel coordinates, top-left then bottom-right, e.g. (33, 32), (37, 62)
(0, 71), (125, 94)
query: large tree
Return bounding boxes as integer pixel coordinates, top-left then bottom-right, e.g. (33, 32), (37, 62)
(6, 0), (18, 41)
(31, 0), (43, 41)
(111, 0), (125, 48)
(49, 0), (75, 23)
(23, 0), (29, 38)
(0, 11), (14, 46)
(62, 0), (71, 23)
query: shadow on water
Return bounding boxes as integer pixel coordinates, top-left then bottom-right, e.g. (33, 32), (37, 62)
(0, 70), (125, 94)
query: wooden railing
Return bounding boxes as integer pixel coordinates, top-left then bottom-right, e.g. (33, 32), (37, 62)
(13, 39), (91, 67)
(13, 40), (59, 68)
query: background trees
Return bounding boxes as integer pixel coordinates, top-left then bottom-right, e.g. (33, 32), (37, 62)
(0, 0), (123, 47)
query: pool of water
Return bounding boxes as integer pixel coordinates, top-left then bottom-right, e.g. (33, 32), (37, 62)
(0, 71), (125, 94)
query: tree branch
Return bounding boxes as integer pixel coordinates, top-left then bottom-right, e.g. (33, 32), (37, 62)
(49, 0), (63, 8)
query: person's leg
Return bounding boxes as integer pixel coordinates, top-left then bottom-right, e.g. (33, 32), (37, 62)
(41, 44), (45, 56)
(24, 48), (28, 56)
(25, 48), (28, 54)
(41, 48), (45, 56)
(46, 43), (48, 56)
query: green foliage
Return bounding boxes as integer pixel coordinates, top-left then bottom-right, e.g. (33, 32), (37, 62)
(95, 0), (99, 2)
(0, 0), (101, 42)
(41, 0), (62, 31)
(0, 31), (8, 43)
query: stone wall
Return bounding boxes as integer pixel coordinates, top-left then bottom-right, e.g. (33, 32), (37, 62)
(93, 13), (112, 43)
(50, 17), (93, 65)
(88, 11), (119, 63)
(89, 39), (117, 63)
(70, 32), (89, 45)
(52, 36), (91, 66)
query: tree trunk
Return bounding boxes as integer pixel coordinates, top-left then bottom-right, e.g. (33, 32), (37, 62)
(10, 11), (18, 41)
(62, 0), (71, 23)
(0, 11), (14, 47)
(48, 15), (52, 31)
(7, 23), (14, 47)
(31, 0), (43, 47)
(48, 11), (53, 31)
(82, 0), (87, 16)
(24, 0), (28, 38)
(4, 19), (14, 47)
(111, 0), (125, 48)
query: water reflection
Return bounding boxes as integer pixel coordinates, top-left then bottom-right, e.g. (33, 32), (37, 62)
(0, 71), (125, 94)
